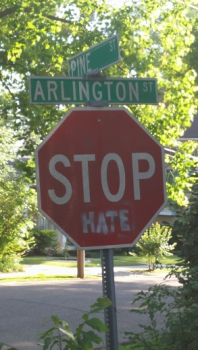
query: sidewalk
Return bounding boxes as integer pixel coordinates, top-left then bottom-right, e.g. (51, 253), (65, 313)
(0, 263), (168, 280)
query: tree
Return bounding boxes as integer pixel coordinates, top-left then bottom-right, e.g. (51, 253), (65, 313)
(0, 0), (197, 204)
(136, 222), (175, 270)
(0, 121), (37, 271)
(171, 178), (198, 286)
(185, 6), (198, 85)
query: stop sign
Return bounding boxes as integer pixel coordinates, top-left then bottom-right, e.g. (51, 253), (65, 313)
(36, 107), (166, 249)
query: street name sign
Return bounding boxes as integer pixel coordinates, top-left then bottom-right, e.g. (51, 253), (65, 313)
(68, 34), (120, 77)
(29, 77), (158, 105)
(36, 107), (166, 250)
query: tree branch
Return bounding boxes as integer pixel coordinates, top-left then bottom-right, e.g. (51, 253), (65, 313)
(0, 6), (31, 19)
(0, 6), (18, 19)
(0, 6), (72, 24)
(42, 14), (72, 24)
(0, 61), (29, 72)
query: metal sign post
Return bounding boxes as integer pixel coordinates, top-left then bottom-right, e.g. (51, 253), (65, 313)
(101, 249), (118, 350)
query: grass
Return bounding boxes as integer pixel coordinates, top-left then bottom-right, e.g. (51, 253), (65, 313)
(20, 254), (181, 267)
(20, 256), (46, 265)
(113, 254), (181, 265)
(0, 254), (181, 282)
(42, 260), (97, 268)
(0, 274), (100, 283)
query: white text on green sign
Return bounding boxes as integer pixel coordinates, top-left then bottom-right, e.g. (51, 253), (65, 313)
(29, 77), (158, 105)
(68, 35), (120, 77)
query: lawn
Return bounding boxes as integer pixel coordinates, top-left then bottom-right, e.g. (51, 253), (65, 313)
(0, 274), (99, 283)
(0, 255), (181, 283)
(114, 254), (181, 266)
(21, 254), (181, 267)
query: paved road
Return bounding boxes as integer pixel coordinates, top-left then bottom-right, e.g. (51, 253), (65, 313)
(0, 266), (179, 350)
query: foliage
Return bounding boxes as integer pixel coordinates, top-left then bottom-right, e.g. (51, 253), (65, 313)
(15, 157), (36, 184)
(0, 0), (198, 204)
(0, 121), (37, 270)
(29, 228), (57, 255)
(113, 247), (137, 256)
(169, 179), (198, 303)
(185, 9), (198, 85)
(136, 223), (176, 270)
(0, 254), (24, 273)
(125, 180), (198, 349)
(170, 181), (198, 268)
(0, 297), (111, 349)
(85, 250), (100, 259)
(38, 296), (111, 350)
(0, 342), (18, 350)
(125, 281), (198, 350)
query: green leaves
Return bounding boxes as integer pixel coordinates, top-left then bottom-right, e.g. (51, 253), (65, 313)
(0, 123), (37, 271)
(38, 296), (111, 349)
(90, 296), (112, 313)
(86, 318), (109, 332)
(136, 222), (175, 270)
(1, 0), (198, 204)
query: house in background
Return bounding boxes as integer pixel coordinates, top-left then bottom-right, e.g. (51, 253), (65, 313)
(180, 113), (198, 141)
(156, 207), (176, 225)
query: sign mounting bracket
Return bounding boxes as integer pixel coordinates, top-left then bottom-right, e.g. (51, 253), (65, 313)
(84, 100), (109, 107)
(83, 69), (106, 80)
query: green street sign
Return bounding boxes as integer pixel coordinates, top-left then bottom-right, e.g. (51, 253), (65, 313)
(68, 34), (120, 77)
(29, 76), (158, 105)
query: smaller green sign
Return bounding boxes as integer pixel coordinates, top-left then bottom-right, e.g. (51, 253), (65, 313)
(29, 77), (158, 105)
(68, 35), (120, 77)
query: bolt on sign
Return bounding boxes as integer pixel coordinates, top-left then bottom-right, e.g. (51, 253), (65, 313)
(35, 108), (166, 250)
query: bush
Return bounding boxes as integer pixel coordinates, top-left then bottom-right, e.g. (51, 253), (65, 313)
(38, 297), (111, 349)
(136, 222), (176, 270)
(85, 250), (100, 258)
(114, 247), (137, 256)
(125, 276), (198, 350)
(0, 254), (24, 273)
(29, 228), (57, 255)
(125, 182), (198, 349)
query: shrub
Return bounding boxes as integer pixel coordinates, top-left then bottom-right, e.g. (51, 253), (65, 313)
(38, 297), (111, 349)
(85, 250), (100, 258)
(125, 181), (198, 349)
(125, 279), (198, 350)
(136, 222), (176, 270)
(0, 254), (24, 273)
(29, 228), (57, 255)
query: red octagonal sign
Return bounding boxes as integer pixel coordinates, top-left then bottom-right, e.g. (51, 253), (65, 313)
(36, 107), (166, 249)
